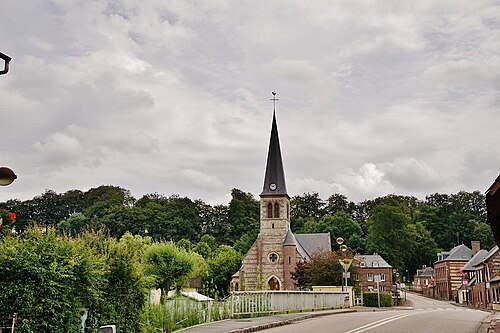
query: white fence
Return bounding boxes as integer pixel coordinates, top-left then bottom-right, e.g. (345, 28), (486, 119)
(230, 290), (349, 317)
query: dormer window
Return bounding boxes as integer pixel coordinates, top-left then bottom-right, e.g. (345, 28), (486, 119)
(360, 262), (366, 267)
(373, 262), (379, 267)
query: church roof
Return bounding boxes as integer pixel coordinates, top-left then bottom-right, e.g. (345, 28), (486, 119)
(260, 111), (288, 197)
(294, 233), (331, 258)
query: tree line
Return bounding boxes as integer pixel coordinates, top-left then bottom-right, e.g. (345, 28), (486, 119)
(1, 185), (494, 277)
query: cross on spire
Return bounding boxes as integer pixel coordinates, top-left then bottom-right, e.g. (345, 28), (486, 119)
(270, 91), (278, 111)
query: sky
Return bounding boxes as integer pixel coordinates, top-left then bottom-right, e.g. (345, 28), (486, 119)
(1, 0), (499, 205)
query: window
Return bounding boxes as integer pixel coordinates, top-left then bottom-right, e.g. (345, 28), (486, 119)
(424, 279), (429, 286)
(367, 273), (374, 281)
(274, 202), (280, 218)
(271, 223), (275, 229)
(373, 262), (379, 267)
(267, 202), (273, 218)
(268, 253), (279, 263)
(379, 273), (385, 282)
(288, 256), (291, 264)
(360, 262), (366, 267)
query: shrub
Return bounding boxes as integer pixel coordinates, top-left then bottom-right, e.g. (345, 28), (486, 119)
(363, 291), (392, 307)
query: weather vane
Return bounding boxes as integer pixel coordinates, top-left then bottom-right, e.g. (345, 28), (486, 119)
(270, 91), (278, 111)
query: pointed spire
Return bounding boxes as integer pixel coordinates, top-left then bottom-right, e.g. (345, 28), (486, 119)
(260, 110), (288, 197)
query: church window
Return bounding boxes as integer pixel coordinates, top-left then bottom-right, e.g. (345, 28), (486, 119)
(287, 203), (289, 219)
(272, 223), (275, 229)
(268, 253), (279, 263)
(267, 202), (273, 218)
(274, 202), (280, 218)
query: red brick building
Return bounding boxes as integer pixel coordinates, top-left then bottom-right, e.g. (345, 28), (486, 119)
(434, 244), (473, 301)
(414, 265), (434, 296)
(354, 254), (393, 293)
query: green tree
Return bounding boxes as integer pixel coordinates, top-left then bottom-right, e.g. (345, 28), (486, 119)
(57, 212), (89, 236)
(315, 212), (365, 253)
(143, 242), (196, 303)
(227, 189), (259, 244)
(0, 226), (105, 333)
(365, 204), (411, 271)
(201, 245), (242, 298)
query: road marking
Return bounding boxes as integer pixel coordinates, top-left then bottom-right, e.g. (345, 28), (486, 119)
(344, 312), (420, 333)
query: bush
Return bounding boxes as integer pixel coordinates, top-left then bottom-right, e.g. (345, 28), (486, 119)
(363, 291), (392, 307)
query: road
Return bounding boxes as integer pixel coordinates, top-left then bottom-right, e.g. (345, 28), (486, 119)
(260, 292), (490, 333)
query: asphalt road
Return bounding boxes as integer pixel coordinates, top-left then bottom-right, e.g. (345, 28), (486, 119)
(259, 293), (490, 333)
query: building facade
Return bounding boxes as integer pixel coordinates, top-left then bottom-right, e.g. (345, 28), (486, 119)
(434, 244), (473, 301)
(231, 110), (330, 291)
(354, 254), (393, 293)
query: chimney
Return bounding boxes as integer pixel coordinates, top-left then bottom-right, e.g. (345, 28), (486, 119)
(471, 241), (481, 255)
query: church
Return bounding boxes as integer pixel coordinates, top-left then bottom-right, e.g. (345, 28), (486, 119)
(231, 102), (331, 291)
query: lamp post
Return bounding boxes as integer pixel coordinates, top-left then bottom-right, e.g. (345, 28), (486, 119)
(336, 237), (348, 291)
(0, 167), (17, 186)
(0, 52), (11, 75)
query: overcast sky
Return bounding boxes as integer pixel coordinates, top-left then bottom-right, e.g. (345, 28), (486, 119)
(1, 1), (499, 205)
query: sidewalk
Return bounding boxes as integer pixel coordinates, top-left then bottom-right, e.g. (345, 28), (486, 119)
(176, 309), (356, 333)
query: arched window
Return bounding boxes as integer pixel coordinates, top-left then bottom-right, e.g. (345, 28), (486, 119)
(274, 202), (280, 218)
(267, 202), (273, 218)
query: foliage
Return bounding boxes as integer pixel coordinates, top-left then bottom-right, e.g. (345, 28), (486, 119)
(292, 251), (357, 289)
(0, 226), (105, 333)
(363, 291), (392, 307)
(201, 245), (242, 298)
(366, 204), (411, 271)
(227, 189), (260, 244)
(84, 232), (151, 333)
(143, 242), (197, 303)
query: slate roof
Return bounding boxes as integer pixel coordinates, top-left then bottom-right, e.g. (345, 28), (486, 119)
(416, 266), (434, 277)
(294, 233), (331, 259)
(438, 244), (472, 262)
(462, 249), (488, 271)
(354, 254), (392, 268)
(260, 111), (288, 197)
(482, 245), (499, 262)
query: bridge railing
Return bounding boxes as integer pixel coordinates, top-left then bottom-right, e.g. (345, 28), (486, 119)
(229, 290), (349, 317)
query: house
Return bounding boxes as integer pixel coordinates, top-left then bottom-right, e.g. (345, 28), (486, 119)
(434, 243), (474, 301)
(354, 254), (393, 293)
(414, 265), (434, 296)
(230, 104), (331, 291)
(458, 244), (487, 306)
(460, 245), (500, 309)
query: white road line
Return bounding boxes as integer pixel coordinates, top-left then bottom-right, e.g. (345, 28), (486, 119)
(344, 313), (419, 333)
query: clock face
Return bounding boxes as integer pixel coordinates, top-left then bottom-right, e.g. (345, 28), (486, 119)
(269, 183), (277, 191)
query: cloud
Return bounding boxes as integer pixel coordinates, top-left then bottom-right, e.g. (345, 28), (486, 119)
(1, 0), (499, 205)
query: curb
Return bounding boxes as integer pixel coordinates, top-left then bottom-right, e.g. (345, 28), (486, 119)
(227, 309), (356, 333)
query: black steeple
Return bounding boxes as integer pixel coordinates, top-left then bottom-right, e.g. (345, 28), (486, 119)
(260, 110), (288, 197)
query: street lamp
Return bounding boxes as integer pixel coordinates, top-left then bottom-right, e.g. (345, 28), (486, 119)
(0, 167), (17, 186)
(0, 52), (11, 75)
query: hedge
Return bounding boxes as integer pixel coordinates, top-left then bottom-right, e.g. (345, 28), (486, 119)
(363, 291), (392, 307)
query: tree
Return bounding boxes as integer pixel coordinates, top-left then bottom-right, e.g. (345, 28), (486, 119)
(143, 242), (197, 303)
(314, 212), (365, 253)
(57, 212), (89, 236)
(325, 193), (355, 216)
(291, 251), (357, 290)
(0, 226), (105, 332)
(291, 192), (325, 219)
(227, 189), (259, 244)
(365, 204), (411, 271)
(201, 245), (242, 298)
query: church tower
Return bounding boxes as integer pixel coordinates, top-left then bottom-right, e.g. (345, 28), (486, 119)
(257, 110), (291, 290)
(230, 93), (331, 292)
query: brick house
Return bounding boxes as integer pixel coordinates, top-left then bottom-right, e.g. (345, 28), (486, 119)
(434, 243), (473, 301)
(414, 265), (434, 297)
(462, 245), (500, 309)
(230, 109), (331, 291)
(354, 254), (393, 293)
(459, 244), (487, 306)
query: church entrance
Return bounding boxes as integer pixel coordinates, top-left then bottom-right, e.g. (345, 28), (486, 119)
(268, 277), (280, 290)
